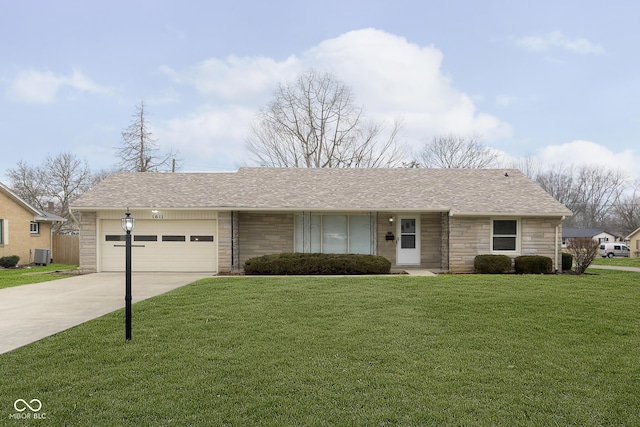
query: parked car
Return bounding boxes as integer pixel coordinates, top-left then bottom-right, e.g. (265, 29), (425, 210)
(599, 242), (631, 258)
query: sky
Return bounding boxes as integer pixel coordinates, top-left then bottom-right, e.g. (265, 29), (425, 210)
(1, 0), (639, 184)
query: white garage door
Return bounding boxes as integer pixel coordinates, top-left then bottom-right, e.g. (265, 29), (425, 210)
(100, 220), (217, 272)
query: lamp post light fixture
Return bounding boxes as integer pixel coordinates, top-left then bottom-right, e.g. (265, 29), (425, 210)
(121, 208), (135, 340)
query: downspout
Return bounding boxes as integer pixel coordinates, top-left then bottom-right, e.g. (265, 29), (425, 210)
(231, 211), (234, 271)
(555, 216), (565, 273)
(555, 223), (559, 272)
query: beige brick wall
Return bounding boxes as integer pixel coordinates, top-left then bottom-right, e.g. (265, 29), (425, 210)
(449, 216), (564, 273)
(78, 212), (97, 273)
(238, 212), (294, 266)
(0, 192), (53, 265)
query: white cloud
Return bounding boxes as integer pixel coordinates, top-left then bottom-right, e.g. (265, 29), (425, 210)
(514, 31), (604, 55)
(159, 28), (511, 167)
(536, 140), (639, 180)
(6, 69), (116, 104)
(495, 95), (518, 108)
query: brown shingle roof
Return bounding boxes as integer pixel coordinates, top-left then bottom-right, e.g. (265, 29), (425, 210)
(71, 168), (572, 216)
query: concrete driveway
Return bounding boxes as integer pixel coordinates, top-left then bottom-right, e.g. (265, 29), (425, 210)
(0, 272), (213, 354)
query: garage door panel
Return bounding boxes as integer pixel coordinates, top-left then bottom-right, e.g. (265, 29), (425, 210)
(100, 220), (217, 272)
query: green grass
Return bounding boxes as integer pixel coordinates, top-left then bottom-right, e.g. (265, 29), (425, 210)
(0, 264), (78, 289)
(590, 256), (640, 267)
(1, 273), (639, 426)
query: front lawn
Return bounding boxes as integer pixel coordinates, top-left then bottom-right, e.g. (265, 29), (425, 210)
(1, 273), (639, 425)
(0, 264), (78, 289)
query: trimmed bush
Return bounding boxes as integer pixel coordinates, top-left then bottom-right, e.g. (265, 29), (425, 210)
(515, 255), (553, 274)
(473, 254), (512, 274)
(0, 255), (20, 268)
(562, 252), (573, 271)
(244, 253), (391, 275)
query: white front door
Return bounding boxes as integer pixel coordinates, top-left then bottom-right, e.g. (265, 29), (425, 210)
(397, 217), (420, 265)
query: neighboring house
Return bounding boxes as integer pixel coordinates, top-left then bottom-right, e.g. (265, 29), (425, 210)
(627, 227), (640, 257)
(70, 168), (572, 274)
(0, 182), (66, 265)
(562, 228), (621, 247)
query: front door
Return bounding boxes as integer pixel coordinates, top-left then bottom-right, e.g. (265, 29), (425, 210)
(397, 217), (420, 265)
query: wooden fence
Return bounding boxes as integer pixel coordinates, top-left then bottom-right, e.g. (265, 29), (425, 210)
(52, 234), (79, 265)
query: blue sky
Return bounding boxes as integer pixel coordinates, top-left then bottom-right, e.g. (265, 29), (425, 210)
(2, 0), (639, 183)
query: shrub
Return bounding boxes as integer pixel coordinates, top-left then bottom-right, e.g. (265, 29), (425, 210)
(473, 254), (512, 274)
(566, 238), (599, 275)
(514, 255), (553, 274)
(562, 252), (573, 271)
(0, 255), (20, 268)
(244, 253), (391, 275)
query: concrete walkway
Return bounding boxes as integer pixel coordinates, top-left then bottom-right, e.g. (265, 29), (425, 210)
(0, 272), (213, 354)
(587, 265), (640, 273)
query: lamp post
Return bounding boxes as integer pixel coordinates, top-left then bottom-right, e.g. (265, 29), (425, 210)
(121, 208), (135, 340)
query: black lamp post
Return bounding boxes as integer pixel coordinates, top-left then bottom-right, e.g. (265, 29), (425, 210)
(121, 208), (135, 340)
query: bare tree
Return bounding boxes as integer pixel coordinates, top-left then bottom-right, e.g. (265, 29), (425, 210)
(116, 99), (179, 172)
(417, 134), (499, 169)
(7, 153), (99, 233)
(510, 154), (541, 181)
(566, 237), (599, 274)
(613, 179), (640, 236)
(536, 164), (627, 228)
(246, 70), (406, 168)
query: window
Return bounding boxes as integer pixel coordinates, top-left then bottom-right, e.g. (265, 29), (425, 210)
(0, 219), (3, 244)
(162, 235), (186, 242)
(134, 235), (157, 242)
(105, 235), (126, 242)
(190, 235), (214, 242)
(30, 222), (40, 234)
(492, 219), (518, 252)
(295, 213), (373, 255)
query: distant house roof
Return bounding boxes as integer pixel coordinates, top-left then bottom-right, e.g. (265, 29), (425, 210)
(72, 168), (572, 216)
(0, 182), (66, 222)
(562, 228), (618, 239)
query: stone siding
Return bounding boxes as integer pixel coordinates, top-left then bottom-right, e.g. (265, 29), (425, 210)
(420, 213), (443, 269)
(238, 212), (294, 266)
(376, 213), (397, 265)
(78, 211), (97, 273)
(217, 211), (232, 273)
(449, 216), (564, 273)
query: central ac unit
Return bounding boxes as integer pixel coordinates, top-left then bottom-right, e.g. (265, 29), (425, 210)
(34, 249), (50, 265)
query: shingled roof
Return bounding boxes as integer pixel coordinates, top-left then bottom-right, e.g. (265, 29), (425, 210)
(71, 167), (572, 216)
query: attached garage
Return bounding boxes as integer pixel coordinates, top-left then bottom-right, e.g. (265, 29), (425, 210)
(99, 219), (217, 272)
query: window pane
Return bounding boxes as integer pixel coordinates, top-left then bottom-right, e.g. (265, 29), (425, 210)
(295, 214), (305, 252)
(105, 235), (126, 242)
(162, 235), (186, 242)
(295, 213), (322, 253)
(309, 215), (321, 252)
(322, 215), (347, 254)
(493, 220), (517, 235)
(190, 235), (214, 242)
(349, 215), (372, 254)
(401, 219), (415, 234)
(493, 237), (516, 251)
(134, 235), (157, 242)
(401, 235), (416, 249)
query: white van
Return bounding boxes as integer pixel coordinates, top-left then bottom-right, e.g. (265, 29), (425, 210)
(599, 242), (631, 258)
